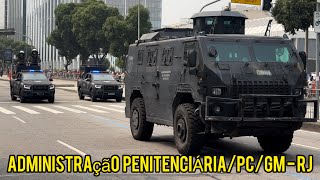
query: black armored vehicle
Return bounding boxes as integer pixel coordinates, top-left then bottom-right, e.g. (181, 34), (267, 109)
(125, 10), (318, 155)
(77, 65), (123, 102)
(10, 65), (55, 103)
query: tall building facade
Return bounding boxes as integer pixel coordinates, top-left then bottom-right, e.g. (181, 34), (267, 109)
(0, 0), (6, 29)
(6, 0), (162, 70)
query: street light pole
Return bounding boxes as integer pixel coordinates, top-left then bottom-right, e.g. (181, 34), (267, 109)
(317, 2), (320, 101)
(14, 31), (33, 61)
(200, 0), (222, 12)
(138, 0), (140, 40)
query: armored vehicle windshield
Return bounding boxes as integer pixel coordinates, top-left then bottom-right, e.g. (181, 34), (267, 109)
(201, 37), (301, 64)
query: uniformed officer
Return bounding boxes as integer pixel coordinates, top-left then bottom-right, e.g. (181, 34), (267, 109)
(27, 49), (41, 65)
(15, 51), (26, 65)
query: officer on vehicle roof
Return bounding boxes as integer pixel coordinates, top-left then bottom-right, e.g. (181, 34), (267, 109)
(27, 49), (41, 66)
(15, 51), (26, 65)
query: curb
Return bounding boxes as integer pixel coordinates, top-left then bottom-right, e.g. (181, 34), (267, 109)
(56, 87), (125, 101)
(301, 122), (320, 133)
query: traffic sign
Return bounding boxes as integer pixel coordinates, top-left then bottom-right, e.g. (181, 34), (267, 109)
(314, 12), (320, 33)
(231, 0), (261, 5)
(3, 49), (12, 62)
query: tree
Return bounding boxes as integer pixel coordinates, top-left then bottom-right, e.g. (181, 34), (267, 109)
(272, 0), (316, 61)
(103, 58), (110, 68)
(0, 37), (33, 61)
(47, 3), (81, 71)
(109, 65), (115, 72)
(72, 0), (120, 64)
(104, 5), (152, 71)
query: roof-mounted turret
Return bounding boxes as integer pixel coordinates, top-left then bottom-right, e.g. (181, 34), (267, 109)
(191, 10), (248, 35)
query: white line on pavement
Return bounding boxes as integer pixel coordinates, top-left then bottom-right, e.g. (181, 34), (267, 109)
(109, 105), (125, 109)
(72, 105), (109, 113)
(297, 130), (320, 135)
(12, 106), (40, 114)
(53, 105), (87, 114)
(292, 143), (320, 151)
(12, 116), (26, 124)
(0, 107), (16, 114)
(33, 106), (64, 114)
(57, 140), (86, 156)
(91, 105), (125, 113)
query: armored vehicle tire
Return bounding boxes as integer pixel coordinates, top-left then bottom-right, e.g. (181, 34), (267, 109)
(116, 97), (122, 102)
(48, 96), (55, 103)
(257, 133), (293, 154)
(174, 103), (205, 155)
(19, 91), (26, 103)
(11, 89), (17, 101)
(90, 90), (97, 102)
(130, 98), (154, 141)
(78, 88), (84, 100)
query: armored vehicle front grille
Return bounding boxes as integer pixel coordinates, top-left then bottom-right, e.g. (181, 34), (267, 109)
(232, 81), (290, 98)
(33, 85), (49, 91)
(103, 85), (117, 91)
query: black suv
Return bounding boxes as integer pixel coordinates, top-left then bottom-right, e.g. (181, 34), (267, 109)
(10, 70), (55, 103)
(77, 71), (123, 102)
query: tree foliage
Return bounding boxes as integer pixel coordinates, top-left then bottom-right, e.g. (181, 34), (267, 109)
(272, 0), (316, 34)
(72, 0), (119, 63)
(47, 3), (80, 70)
(0, 37), (33, 61)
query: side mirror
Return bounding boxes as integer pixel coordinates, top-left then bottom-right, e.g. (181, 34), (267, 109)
(299, 51), (307, 70)
(85, 78), (91, 82)
(187, 50), (197, 67)
(49, 78), (53, 82)
(15, 78), (21, 82)
(116, 79), (120, 82)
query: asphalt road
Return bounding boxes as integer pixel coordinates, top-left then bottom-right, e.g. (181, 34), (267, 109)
(0, 80), (319, 180)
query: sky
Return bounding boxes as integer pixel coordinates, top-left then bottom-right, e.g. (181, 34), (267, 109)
(161, 0), (258, 26)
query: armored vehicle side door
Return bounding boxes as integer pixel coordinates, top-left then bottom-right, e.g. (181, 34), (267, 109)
(143, 46), (160, 119)
(14, 73), (22, 95)
(84, 73), (91, 94)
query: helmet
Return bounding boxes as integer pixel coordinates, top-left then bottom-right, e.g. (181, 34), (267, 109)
(19, 51), (25, 54)
(31, 49), (38, 57)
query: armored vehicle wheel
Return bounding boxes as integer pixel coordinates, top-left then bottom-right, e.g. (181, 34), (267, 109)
(90, 90), (97, 102)
(257, 133), (293, 154)
(116, 97), (122, 102)
(78, 88), (84, 100)
(174, 103), (205, 155)
(48, 96), (55, 103)
(130, 98), (154, 141)
(11, 89), (17, 101)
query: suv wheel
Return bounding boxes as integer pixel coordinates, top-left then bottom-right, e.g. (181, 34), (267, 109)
(78, 88), (84, 100)
(11, 88), (17, 101)
(174, 103), (205, 155)
(116, 97), (122, 102)
(90, 90), (97, 102)
(257, 133), (293, 153)
(19, 90), (26, 103)
(48, 96), (55, 103)
(130, 98), (154, 141)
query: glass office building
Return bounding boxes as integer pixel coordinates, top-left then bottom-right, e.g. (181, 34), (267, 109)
(6, 0), (162, 70)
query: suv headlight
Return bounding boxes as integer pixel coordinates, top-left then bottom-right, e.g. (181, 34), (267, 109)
(23, 85), (31, 90)
(50, 85), (55, 90)
(95, 85), (102, 89)
(212, 88), (222, 96)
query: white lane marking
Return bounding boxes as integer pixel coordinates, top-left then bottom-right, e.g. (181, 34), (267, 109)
(12, 106), (40, 114)
(292, 143), (320, 151)
(33, 106), (63, 114)
(0, 107), (16, 114)
(12, 116), (26, 124)
(57, 140), (86, 156)
(72, 105), (109, 113)
(53, 105), (87, 114)
(109, 105), (125, 109)
(297, 130), (320, 135)
(91, 105), (125, 113)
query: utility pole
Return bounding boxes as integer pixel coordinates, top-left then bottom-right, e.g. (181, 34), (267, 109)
(316, 1), (320, 101)
(138, 0), (140, 40)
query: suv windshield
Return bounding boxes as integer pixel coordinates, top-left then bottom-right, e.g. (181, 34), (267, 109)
(23, 73), (47, 80)
(92, 74), (115, 81)
(206, 41), (298, 63)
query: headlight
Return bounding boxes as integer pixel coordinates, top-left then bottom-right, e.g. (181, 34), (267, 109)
(95, 85), (102, 89)
(294, 88), (302, 95)
(23, 85), (31, 89)
(212, 88), (222, 96)
(50, 85), (55, 90)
